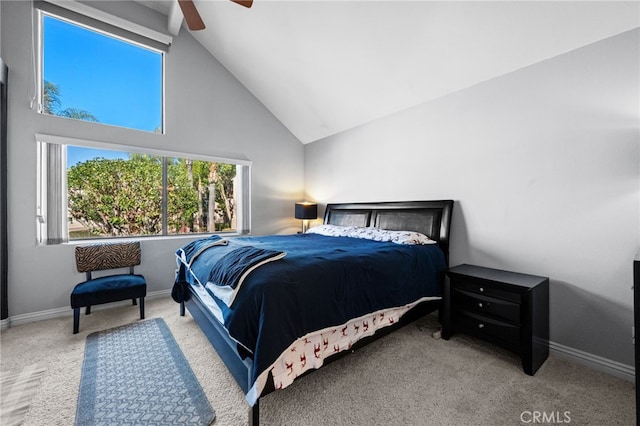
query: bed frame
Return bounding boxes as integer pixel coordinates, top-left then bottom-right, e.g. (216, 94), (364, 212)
(179, 200), (454, 425)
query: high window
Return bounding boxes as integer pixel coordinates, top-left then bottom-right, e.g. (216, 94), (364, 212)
(39, 10), (164, 133)
(35, 4), (251, 244)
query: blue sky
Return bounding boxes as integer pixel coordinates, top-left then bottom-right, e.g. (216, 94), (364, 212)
(43, 14), (163, 135)
(66, 146), (129, 168)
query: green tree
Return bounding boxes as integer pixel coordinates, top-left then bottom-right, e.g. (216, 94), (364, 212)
(189, 160), (236, 232)
(67, 155), (163, 237)
(43, 80), (99, 122)
(167, 159), (236, 233)
(215, 163), (237, 230)
(68, 155), (237, 238)
(167, 159), (200, 233)
(42, 81), (61, 115)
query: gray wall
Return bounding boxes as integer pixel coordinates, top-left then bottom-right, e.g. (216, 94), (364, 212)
(2, 0), (638, 372)
(1, 1), (303, 317)
(305, 29), (640, 367)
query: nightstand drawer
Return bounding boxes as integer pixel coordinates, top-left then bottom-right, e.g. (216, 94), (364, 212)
(452, 288), (520, 323)
(451, 277), (521, 303)
(443, 264), (549, 376)
(453, 310), (521, 347)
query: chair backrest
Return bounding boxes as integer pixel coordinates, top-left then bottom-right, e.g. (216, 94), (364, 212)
(75, 242), (142, 275)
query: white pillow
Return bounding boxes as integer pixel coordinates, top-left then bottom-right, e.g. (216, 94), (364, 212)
(306, 224), (354, 237)
(347, 227), (436, 245)
(307, 224), (435, 245)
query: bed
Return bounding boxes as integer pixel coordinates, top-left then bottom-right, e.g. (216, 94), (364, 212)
(173, 200), (454, 425)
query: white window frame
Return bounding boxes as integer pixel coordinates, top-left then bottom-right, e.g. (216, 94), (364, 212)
(41, 0), (173, 46)
(36, 4), (167, 134)
(35, 134), (252, 245)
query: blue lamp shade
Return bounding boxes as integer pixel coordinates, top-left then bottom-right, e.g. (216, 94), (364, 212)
(295, 203), (318, 220)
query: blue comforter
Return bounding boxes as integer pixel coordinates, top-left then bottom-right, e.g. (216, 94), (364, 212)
(174, 233), (446, 402)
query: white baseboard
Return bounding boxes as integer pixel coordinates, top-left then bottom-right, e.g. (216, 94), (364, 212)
(6, 289), (172, 328)
(549, 340), (634, 382)
(0, 317), (10, 331)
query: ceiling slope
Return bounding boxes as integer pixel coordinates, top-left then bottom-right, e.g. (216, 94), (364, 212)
(143, 1), (640, 144)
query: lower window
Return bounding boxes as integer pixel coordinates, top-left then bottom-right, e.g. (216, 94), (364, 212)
(36, 136), (251, 244)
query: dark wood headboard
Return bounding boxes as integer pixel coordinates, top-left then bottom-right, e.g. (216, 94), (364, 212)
(323, 200), (454, 264)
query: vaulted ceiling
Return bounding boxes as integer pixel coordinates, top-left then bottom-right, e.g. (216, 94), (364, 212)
(139, 1), (639, 144)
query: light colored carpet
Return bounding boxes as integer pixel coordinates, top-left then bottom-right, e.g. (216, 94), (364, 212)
(0, 296), (635, 425)
(0, 364), (47, 426)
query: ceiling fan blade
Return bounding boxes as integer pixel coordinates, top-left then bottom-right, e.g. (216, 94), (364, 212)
(231, 0), (253, 8)
(178, 0), (206, 31)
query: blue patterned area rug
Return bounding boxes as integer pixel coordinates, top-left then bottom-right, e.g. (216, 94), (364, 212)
(76, 318), (215, 425)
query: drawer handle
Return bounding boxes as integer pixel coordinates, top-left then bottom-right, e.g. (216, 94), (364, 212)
(479, 287), (485, 292)
(478, 323), (485, 329)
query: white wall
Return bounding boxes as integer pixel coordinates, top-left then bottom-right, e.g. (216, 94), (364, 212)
(305, 29), (640, 367)
(1, 1), (303, 317)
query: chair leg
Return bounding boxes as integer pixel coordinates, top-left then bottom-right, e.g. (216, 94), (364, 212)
(73, 308), (80, 334)
(132, 298), (137, 306)
(85, 306), (91, 315)
(139, 297), (145, 319)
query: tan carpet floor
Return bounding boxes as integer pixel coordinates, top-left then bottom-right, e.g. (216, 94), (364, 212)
(0, 296), (635, 425)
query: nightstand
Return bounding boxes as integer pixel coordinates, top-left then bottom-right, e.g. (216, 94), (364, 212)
(442, 264), (549, 375)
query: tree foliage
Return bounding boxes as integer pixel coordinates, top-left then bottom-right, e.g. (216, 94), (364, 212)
(68, 155), (163, 236)
(167, 159), (237, 233)
(68, 155), (237, 238)
(43, 80), (99, 122)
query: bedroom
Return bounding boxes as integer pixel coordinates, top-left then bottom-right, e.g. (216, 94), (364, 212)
(0, 0), (638, 424)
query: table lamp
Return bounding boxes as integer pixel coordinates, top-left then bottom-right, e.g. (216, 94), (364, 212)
(295, 202), (317, 233)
